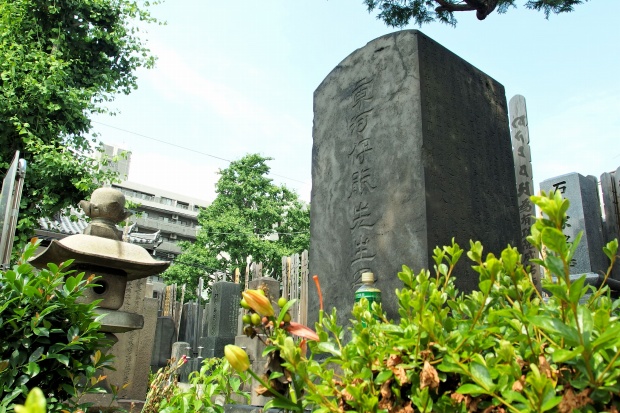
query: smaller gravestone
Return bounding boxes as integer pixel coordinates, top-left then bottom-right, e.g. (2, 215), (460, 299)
(540, 173), (607, 276)
(178, 302), (203, 352)
(150, 316), (177, 372)
(199, 281), (241, 358)
(171, 341), (191, 382)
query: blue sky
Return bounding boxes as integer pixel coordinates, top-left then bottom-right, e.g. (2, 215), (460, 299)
(92, 1), (620, 204)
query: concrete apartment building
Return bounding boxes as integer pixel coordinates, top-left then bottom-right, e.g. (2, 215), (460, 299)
(111, 181), (207, 260)
(101, 144), (209, 260)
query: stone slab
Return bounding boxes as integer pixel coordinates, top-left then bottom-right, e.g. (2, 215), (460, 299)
(151, 316), (177, 371)
(309, 30), (520, 324)
(128, 295), (158, 400)
(199, 336), (236, 359)
(234, 335), (270, 407)
(104, 279), (158, 400)
(206, 282), (241, 338)
(178, 302), (203, 350)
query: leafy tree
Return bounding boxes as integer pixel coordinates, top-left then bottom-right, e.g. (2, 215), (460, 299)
(0, 0), (159, 249)
(162, 154), (310, 299)
(364, 0), (588, 26)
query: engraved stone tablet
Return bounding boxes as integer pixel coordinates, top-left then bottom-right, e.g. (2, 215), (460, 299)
(206, 282), (241, 338)
(540, 173), (606, 275)
(200, 282), (241, 358)
(309, 30), (520, 323)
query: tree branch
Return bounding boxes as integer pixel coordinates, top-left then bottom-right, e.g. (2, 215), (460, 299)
(434, 0), (499, 20)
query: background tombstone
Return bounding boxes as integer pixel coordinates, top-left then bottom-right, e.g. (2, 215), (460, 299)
(540, 173), (607, 276)
(199, 281), (241, 358)
(309, 30), (521, 324)
(171, 341), (191, 381)
(150, 316), (177, 372)
(178, 302), (202, 352)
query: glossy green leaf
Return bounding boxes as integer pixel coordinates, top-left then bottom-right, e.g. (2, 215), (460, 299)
(551, 346), (584, 363)
(568, 275), (586, 304)
(470, 362), (494, 391)
(456, 383), (486, 396)
(374, 369), (393, 384)
(528, 315), (580, 346)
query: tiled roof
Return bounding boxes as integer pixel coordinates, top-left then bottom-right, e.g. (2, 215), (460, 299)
(37, 210), (163, 248)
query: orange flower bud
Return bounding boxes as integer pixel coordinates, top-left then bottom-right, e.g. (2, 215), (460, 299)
(224, 345), (250, 372)
(242, 290), (274, 317)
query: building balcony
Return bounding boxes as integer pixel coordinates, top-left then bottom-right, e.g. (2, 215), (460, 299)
(157, 241), (182, 255)
(126, 197), (200, 218)
(134, 216), (198, 238)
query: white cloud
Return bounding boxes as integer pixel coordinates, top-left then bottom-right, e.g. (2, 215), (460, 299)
(144, 41), (307, 143)
(128, 151), (219, 203)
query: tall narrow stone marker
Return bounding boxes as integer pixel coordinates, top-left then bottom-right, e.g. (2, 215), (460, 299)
(508, 95), (540, 290)
(309, 31), (521, 323)
(600, 168), (620, 280)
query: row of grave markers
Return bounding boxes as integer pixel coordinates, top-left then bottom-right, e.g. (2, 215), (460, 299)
(150, 251), (309, 381)
(510, 95), (620, 283)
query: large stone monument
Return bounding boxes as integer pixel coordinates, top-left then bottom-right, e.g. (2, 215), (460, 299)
(309, 30), (521, 323)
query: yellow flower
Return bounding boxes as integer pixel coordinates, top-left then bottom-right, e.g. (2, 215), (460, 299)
(242, 289), (274, 317)
(224, 345), (250, 372)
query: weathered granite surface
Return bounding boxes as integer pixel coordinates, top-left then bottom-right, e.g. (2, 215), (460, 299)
(309, 30), (520, 323)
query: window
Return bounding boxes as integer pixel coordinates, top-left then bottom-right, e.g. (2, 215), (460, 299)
(160, 197), (174, 206)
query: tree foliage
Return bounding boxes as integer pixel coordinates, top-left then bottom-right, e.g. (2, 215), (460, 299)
(162, 154), (310, 299)
(364, 0), (588, 26)
(0, 0), (159, 248)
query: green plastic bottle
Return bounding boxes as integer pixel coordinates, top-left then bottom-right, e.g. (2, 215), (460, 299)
(355, 272), (381, 314)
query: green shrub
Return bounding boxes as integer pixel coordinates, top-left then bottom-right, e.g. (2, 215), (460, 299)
(234, 191), (620, 412)
(0, 240), (114, 413)
(143, 357), (249, 413)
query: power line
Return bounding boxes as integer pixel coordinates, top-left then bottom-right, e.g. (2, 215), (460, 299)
(92, 120), (309, 185)
(200, 230), (308, 236)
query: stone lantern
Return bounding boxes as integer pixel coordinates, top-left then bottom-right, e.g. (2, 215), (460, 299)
(30, 187), (170, 333)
